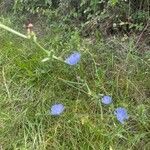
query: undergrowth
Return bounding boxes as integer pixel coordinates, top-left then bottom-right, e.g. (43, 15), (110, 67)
(0, 18), (150, 150)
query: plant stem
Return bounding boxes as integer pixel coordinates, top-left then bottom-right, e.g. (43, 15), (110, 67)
(0, 23), (28, 39)
(33, 40), (50, 55)
(52, 55), (64, 62)
(0, 23), (64, 63)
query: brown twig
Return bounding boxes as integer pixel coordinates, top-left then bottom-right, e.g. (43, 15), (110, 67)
(135, 22), (149, 46)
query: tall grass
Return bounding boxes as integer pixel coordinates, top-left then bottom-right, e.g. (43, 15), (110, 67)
(0, 18), (150, 150)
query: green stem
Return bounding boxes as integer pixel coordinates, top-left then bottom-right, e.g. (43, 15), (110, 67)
(33, 41), (63, 62)
(52, 55), (64, 62)
(0, 23), (64, 63)
(0, 23), (28, 39)
(33, 40), (50, 55)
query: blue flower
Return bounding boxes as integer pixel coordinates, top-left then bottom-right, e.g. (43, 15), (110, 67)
(114, 107), (129, 124)
(65, 52), (81, 65)
(102, 95), (112, 105)
(50, 104), (65, 116)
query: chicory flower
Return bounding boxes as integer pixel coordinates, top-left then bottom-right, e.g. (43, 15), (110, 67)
(114, 107), (129, 124)
(50, 104), (65, 116)
(65, 52), (81, 65)
(102, 95), (112, 105)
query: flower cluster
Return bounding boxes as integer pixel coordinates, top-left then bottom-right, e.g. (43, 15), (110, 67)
(101, 95), (129, 124)
(49, 52), (129, 124)
(0, 23), (129, 125)
(50, 95), (129, 124)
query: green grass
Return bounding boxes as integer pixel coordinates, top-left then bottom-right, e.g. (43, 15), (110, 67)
(0, 19), (150, 150)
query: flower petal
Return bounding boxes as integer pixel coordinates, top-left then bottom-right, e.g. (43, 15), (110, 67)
(50, 104), (65, 116)
(101, 96), (112, 105)
(65, 52), (81, 65)
(114, 107), (129, 124)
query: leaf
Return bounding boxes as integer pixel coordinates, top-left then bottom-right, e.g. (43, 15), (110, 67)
(41, 57), (50, 62)
(109, 0), (118, 6)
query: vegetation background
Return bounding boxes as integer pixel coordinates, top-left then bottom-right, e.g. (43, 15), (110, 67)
(0, 0), (150, 149)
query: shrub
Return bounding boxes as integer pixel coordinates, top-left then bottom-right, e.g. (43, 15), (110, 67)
(1, 0), (149, 36)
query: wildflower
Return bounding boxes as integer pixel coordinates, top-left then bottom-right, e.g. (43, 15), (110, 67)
(65, 52), (81, 65)
(114, 107), (129, 124)
(50, 104), (65, 116)
(101, 95), (112, 105)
